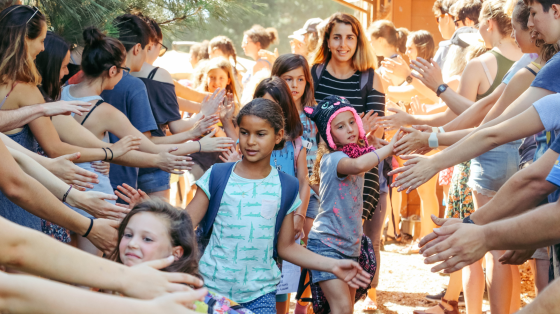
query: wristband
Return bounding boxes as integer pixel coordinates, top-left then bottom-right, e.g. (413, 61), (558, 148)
(432, 127), (439, 133)
(438, 127), (445, 133)
(196, 140), (201, 152)
(428, 132), (439, 148)
(62, 185), (72, 203)
(373, 151), (380, 164)
(106, 147), (114, 160)
(82, 218), (94, 237)
(463, 216), (475, 224)
(102, 148), (107, 161)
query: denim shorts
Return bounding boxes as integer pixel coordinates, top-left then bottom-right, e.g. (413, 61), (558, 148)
(306, 195), (320, 219)
(468, 140), (522, 196)
(307, 238), (358, 284)
(137, 169), (171, 194)
(239, 291), (276, 314)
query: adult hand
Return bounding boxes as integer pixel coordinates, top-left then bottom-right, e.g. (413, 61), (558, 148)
(199, 88), (226, 117)
(378, 105), (413, 131)
(394, 126), (432, 155)
(115, 183), (151, 209)
(45, 152), (99, 191)
(219, 96), (235, 123)
(199, 129), (234, 152)
(91, 161), (110, 176)
(498, 249), (536, 265)
(359, 111), (379, 135)
(146, 288), (208, 313)
(389, 154), (440, 192)
(418, 215), (462, 249)
(331, 260), (372, 289)
(124, 255), (205, 299)
(380, 55), (412, 82)
(293, 214), (305, 240)
(156, 148), (194, 174)
(41, 100), (92, 117)
(190, 115), (220, 139)
(258, 48), (279, 65)
(367, 133), (389, 150)
(420, 220), (488, 273)
(87, 218), (119, 255)
(219, 146), (242, 163)
(109, 135), (142, 159)
(409, 58), (444, 92)
(410, 96), (428, 115)
(66, 190), (128, 220)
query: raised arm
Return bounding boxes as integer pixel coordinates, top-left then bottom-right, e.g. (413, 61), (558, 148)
(174, 81), (208, 103)
(337, 135), (397, 176)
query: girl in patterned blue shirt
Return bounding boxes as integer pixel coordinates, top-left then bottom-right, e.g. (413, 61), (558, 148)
(188, 98), (371, 314)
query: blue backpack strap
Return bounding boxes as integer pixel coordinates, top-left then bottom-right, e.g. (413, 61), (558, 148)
(272, 171), (300, 260)
(196, 162), (236, 259)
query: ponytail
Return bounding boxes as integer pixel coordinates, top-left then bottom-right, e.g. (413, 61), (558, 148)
(81, 26), (127, 78)
(395, 28), (409, 54)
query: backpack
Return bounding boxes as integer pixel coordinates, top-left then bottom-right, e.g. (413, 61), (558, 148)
(310, 63), (375, 110)
(196, 162), (300, 261)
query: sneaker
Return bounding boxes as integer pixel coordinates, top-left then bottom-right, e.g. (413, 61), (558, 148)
(425, 289), (446, 302)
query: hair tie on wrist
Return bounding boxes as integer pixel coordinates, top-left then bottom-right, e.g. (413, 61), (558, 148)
(102, 148), (107, 161)
(196, 140), (201, 153)
(82, 218), (94, 238)
(294, 213), (306, 220)
(106, 147), (114, 160)
(373, 151), (380, 164)
(62, 185), (72, 203)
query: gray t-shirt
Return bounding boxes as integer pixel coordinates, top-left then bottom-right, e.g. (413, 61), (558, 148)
(308, 151), (364, 257)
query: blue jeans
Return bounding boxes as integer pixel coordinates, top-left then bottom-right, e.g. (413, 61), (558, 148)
(307, 239), (358, 284)
(137, 169), (171, 193)
(239, 291), (277, 314)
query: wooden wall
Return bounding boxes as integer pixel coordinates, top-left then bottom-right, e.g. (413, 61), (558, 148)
(391, 0), (443, 45)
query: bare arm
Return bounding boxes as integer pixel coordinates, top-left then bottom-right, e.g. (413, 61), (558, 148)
(177, 97), (201, 113)
(174, 81), (207, 103)
(517, 275), (560, 314)
(337, 136), (396, 176)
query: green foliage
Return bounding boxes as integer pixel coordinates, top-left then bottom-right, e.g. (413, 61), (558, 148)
(178, 0), (354, 55)
(32, 0), (264, 45)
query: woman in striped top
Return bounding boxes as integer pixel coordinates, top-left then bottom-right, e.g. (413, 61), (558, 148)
(310, 12), (387, 311)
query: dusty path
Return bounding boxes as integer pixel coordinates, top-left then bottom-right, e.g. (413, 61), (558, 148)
(289, 243), (536, 314)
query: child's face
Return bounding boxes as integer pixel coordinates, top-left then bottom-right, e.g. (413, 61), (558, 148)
(207, 68), (230, 93)
(119, 212), (181, 267)
(238, 114), (284, 163)
(280, 67), (307, 105)
(405, 38), (418, 61)
(330, 111), (359, 146)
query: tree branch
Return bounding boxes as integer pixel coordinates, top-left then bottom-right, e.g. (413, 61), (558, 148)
(158, 6), (203, 25)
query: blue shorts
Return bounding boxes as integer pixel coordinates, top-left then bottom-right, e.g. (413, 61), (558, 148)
(239, 291), (276, 314)
(306, 195), (320, 219)
(468, 140), (521, 196)
(307, 239), (358, 284)
(137, 169), (171, 194)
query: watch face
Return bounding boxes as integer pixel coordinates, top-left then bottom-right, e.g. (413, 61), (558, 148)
(438, 85), (446, 92)
(406, 76), (413, 84)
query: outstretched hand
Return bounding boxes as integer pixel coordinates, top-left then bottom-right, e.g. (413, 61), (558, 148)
(378, 102), (413, 131)
(331, 260), (372, 289)
(115, 183), (151, 209)
(200, 88), (226, 117)
(388, 154), (439, 192)
(418, 215), (487, 273)
(409, 58), (444, 92)
(394, 126), (432, 156)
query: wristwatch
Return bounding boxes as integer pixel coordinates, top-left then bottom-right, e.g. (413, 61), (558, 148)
(436, 84), (449, 97)
(428, 132), (439, 148)
(406, 75), (413, 84)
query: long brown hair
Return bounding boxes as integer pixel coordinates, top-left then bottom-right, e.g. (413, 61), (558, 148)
(254, 77), (303, 141)
(110, 199), (200, 277)
(244, 25), (279, 50)
(409, 30), (436, 60)
(367, 20), (409, 54)
(312, 12), (377, 71)
(0, 5), (46, 85)
(271, 53), (315, 109)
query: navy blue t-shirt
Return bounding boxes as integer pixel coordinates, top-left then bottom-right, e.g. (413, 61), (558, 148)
(100, 72), (157, 190)
(532, 52), (560, 92)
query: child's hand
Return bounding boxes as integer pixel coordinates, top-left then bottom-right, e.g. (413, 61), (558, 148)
(191, 114), (220, 139)
(200, 88), (226, 118)
(219, 146), (242, 163)
(148, 288), (208, 313)
(293, 214), (305, 240)
(331, 260), (372, 289)
(115, 183), (150, 209)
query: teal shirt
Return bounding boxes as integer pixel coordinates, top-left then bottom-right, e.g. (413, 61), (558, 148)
(196, 163), (301, 303)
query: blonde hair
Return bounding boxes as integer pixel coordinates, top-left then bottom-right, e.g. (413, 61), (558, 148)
(199, 57), (240, 104)
(480, 0), (512, 37)
(312, 12), (377, 71)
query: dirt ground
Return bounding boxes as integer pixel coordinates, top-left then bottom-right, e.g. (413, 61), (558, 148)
(289, 243), (536, 314)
